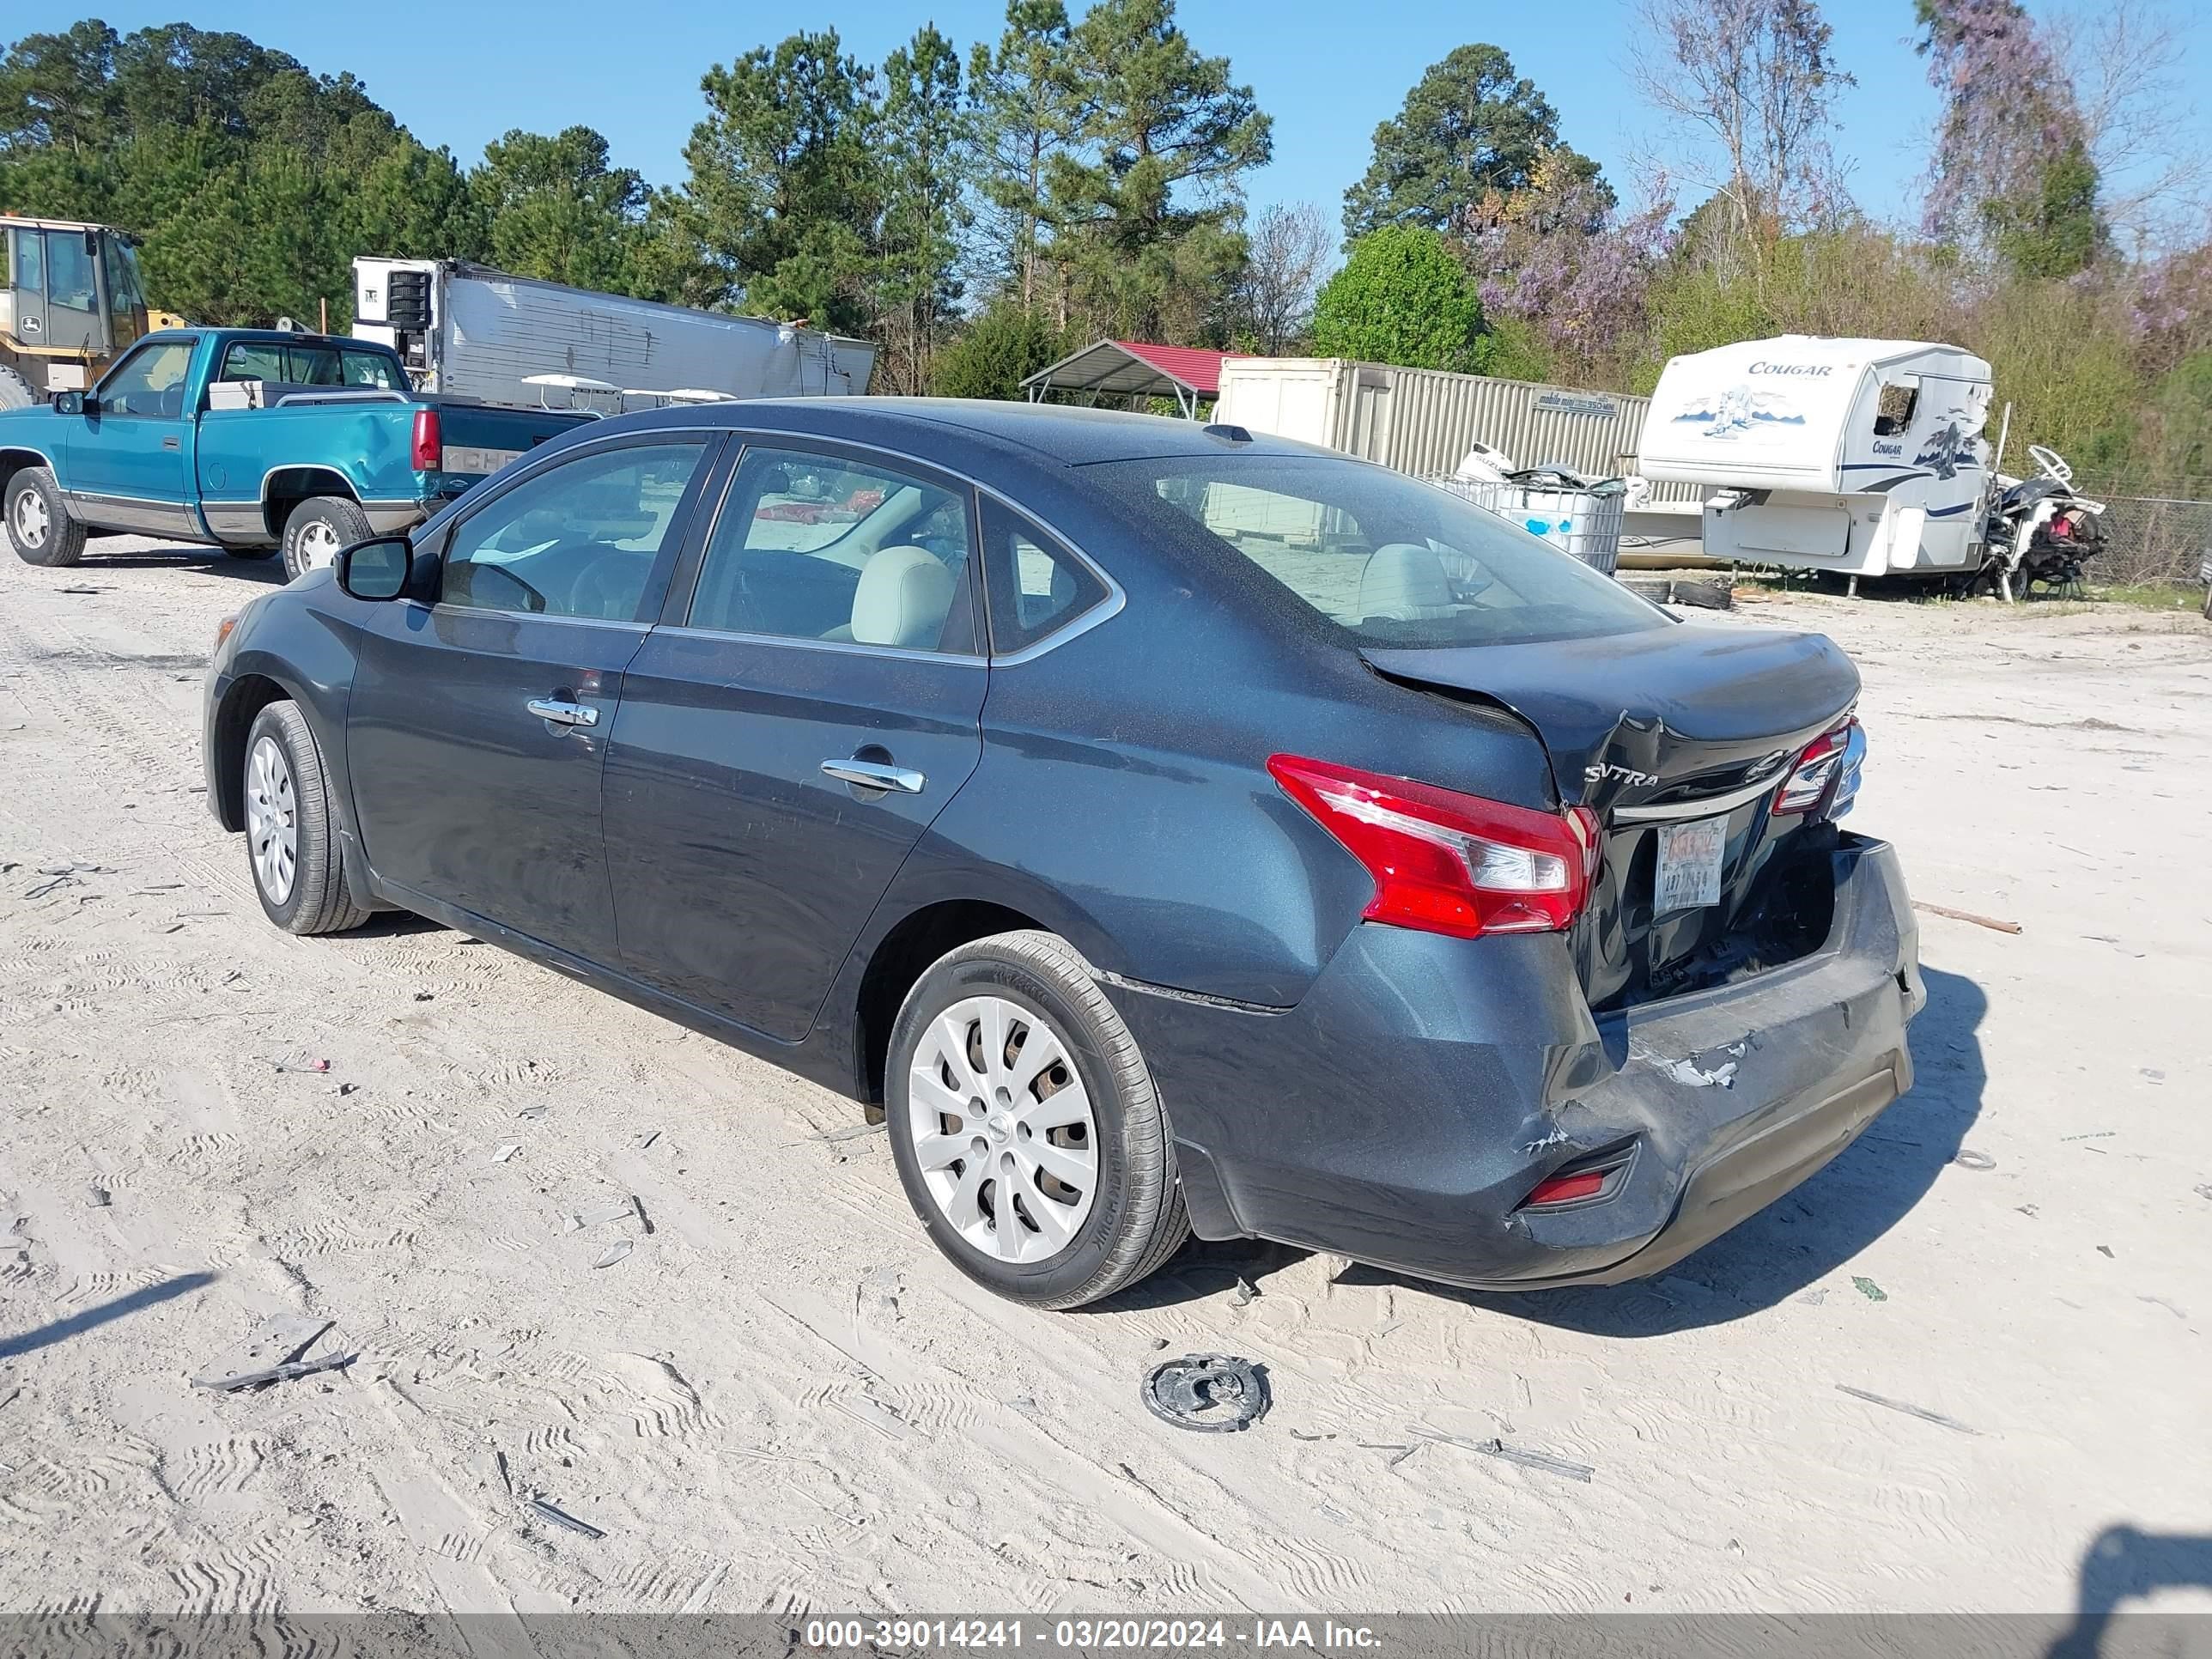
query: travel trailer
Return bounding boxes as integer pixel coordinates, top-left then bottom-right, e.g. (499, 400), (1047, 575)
(1638, 337), (1994, 581)
(350, 258), (875, 412)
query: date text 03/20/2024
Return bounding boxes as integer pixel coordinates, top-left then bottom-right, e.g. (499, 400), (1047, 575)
(802, 1619), (1382, 1650)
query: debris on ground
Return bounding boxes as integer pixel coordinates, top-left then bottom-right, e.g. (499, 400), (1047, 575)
(517, 1105), (549, 1121)
(636, 1130), (660, 1151)
(490, 1143), (520, 1164)
(1852, 1276), (1887, 1303)
(2062, 1132), (2115, 1143)
(1230, 1276), (1258, 1306)
(86, 1186), (112, 1207)
(526, 1497), (605, 1540)
(1911, 900), (2022, 935)
(565, 1200), (634, 1232)
(2098, 1245), (2115, 1258)
(1141, 1353), (1270, 1432)
(591, 1240), (633, 1269)
(413, 992), (434, 1002)
(1835, 1384), (1978, 1436)
(192, 1312), (353, 1392)
(1411, 1425), (1595, 1483)
(271, 1058), (331, 1075)
(630, 1195), (653, 1236)
(1953, 1150), (1996, 1171)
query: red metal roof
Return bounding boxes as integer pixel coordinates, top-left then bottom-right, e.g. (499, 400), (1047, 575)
(1018, 337), (1243, 403)
(1109, 341), (1240, 397)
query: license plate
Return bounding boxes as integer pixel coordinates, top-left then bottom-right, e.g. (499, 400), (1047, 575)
(1655, 817), (1728, 913)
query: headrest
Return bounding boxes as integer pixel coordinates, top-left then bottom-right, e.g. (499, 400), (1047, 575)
(852, 545), (955, 648)
(1358, 542), (1455, 620)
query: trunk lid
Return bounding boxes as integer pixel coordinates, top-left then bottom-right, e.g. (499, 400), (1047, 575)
(1363, 624), (1859, 1010)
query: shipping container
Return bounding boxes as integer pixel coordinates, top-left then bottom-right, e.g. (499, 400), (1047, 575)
(1216, 358), (1697, 501)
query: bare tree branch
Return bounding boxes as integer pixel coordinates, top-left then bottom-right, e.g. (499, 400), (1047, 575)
(2052, 0), (2209, 249)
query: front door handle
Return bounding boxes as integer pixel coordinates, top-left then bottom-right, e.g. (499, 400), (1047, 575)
(161, 435), (180, 451)
(820, 758), (925, 794)
(526, 697), (599, 727)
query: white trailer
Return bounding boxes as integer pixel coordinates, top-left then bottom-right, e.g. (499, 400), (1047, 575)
(1638, 336), (1994, 579)
(350, 258), (875, 411)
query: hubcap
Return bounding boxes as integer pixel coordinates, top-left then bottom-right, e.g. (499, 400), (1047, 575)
(246, 735), (298, 903)
(296, 519), (341, 571)
(13, 488), (49, 549)
(907, 995), (1098, 1264)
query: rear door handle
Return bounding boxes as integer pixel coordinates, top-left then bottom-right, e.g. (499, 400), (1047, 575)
(820, 758), (925, 794)
(526, 697), (599, 727)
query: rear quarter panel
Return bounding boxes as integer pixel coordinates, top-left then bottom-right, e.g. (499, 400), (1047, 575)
(864, 463), (1559, 1008)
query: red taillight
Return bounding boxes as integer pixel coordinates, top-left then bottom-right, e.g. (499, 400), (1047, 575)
(410, 407), (442, 472)
(1524, 1170), (1607, 1206)
(1772, 716), (1856, 816)
(1267, 754), (1599, 939)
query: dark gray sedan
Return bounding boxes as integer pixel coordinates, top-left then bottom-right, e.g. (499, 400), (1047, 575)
(203, 399), (1922, 1308)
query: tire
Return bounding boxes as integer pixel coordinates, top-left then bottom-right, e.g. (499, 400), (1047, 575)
(6, 465), (88, 567)
(0, 362), (36, 410)
(241, 699), (370, 936)
(885, 930), (1189, 1309)
(280, 495), (371, 583)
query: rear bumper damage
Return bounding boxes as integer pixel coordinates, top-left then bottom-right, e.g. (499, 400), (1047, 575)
(1108, 832), (1922, 1291)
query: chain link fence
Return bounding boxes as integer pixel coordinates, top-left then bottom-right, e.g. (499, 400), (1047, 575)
(2072, 480), (2212, 586)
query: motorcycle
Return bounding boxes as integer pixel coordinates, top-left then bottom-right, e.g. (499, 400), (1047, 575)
(1967, 444), (2108, 601)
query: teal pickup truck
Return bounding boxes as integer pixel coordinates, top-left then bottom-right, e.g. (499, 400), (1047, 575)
(0, 327), (591, 578)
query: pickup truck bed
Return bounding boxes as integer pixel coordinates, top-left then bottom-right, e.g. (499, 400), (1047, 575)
(0, 327), (592, 577)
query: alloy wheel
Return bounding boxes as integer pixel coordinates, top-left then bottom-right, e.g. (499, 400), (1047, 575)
(906, 994), (1098, 1263)
(246, 734), (298, 903)
(12, 488), (48, 550)
(296, 519), (342, 571)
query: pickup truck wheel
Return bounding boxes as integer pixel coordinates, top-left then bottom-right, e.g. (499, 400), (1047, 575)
(7, 466), (88, 568)
(281, 495), (372, 583)
(243, 699), (370, 935)
(886, 930), (1190, 1309)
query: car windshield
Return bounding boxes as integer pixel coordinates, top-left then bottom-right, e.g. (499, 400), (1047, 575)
(1087, 454), (1669, 648)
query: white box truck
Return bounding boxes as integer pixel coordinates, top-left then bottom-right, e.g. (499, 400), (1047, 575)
(350, 258), (876, 411)
(1638, 336), (1994, 580)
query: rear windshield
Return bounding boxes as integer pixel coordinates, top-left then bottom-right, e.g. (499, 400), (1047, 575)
(217, 340), (408, 392)
(1087, 454), (1668, 648)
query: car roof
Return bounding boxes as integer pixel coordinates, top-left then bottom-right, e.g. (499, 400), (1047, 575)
(580, 395), (1341, 471)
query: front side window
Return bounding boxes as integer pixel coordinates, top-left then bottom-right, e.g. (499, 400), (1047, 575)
(688, 445), (976, 653)
(1089, 455), (1669, 649)
(441, 441), (710, 621)
(95, 339), (197, 417)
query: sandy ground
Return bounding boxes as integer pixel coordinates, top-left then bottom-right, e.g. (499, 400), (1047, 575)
(1, 537), (2208, 1619)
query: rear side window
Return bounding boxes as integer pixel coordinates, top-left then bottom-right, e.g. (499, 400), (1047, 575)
(1088, 455), (1667, 649)
(980, 499), (1108, 656)
(688, 445), (977, 654)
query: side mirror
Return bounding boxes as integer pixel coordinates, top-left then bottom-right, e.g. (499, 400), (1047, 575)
(53, 392), (86, 416)
(336, 536), (414, 601)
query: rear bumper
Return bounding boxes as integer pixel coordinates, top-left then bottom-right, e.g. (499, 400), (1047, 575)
(1108, 832), (1923, 1291)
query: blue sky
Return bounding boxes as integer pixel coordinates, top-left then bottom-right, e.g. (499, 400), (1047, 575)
(15, 0), (2208, 236)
